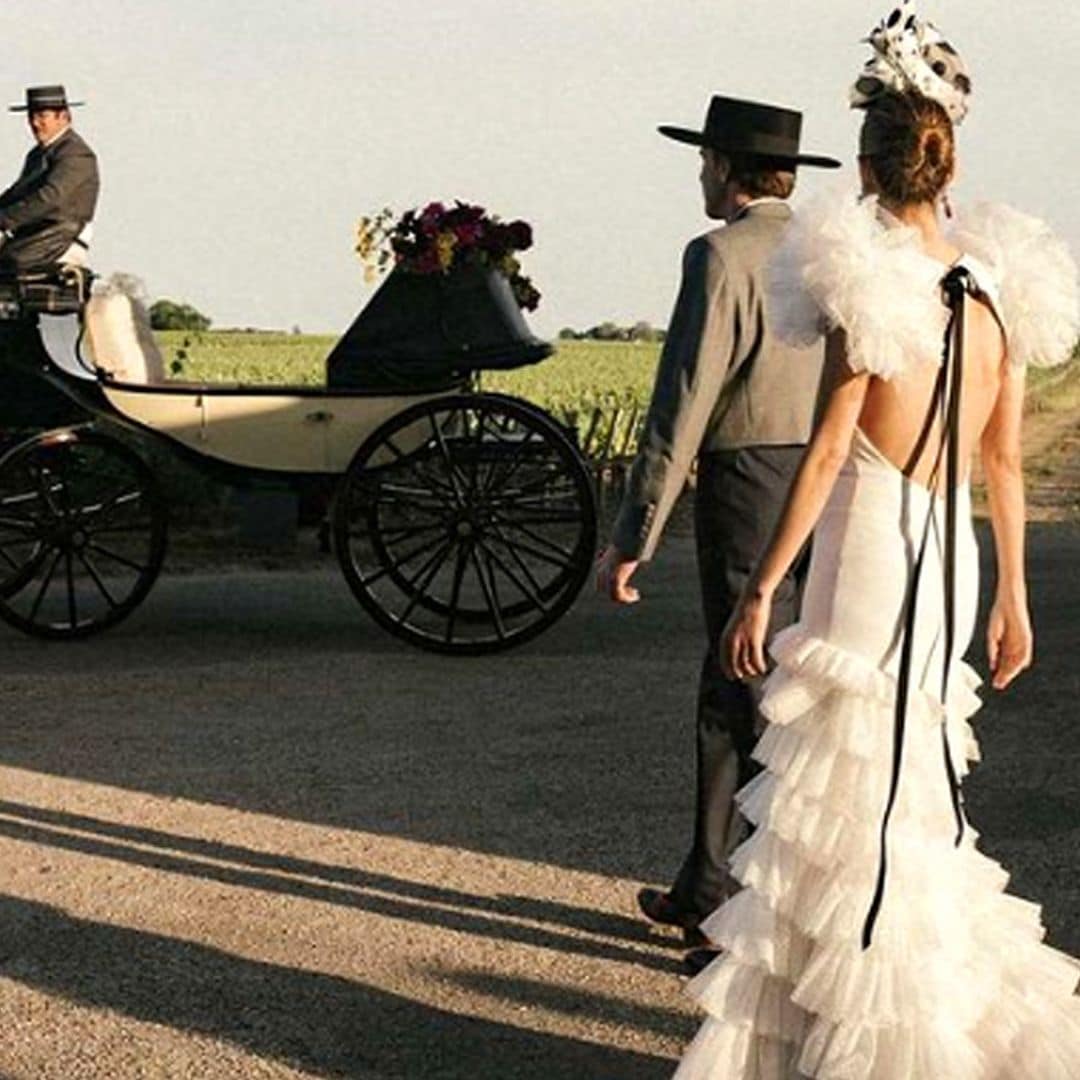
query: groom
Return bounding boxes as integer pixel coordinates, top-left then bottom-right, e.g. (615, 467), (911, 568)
(596, 96), (837, 972)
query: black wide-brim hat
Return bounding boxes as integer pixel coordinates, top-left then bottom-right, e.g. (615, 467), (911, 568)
(9, 85), (85, 112)
(660, 95), (840, 169)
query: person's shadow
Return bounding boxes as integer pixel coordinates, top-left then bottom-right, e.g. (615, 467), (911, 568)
(0, 800), (678, 972)
(0, 893), (677, 1079)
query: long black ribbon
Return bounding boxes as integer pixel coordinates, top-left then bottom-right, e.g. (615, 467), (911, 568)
(861, 266), (973, 950)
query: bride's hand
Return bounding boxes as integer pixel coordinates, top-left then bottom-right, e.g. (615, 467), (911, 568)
(986, 596), (1033, 691)
(721, 588), (772, 682)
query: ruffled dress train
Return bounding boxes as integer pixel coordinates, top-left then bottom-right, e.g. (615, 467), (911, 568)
(674, 430), (1080, 1079)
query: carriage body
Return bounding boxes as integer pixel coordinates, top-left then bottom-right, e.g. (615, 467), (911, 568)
(0, 269), (597, 652)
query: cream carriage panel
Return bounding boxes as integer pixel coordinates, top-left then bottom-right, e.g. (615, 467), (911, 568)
(101, 386), (449, 473)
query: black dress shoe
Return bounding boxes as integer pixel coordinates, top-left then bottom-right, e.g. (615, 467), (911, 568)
(637, 887), (698, 930)
(682, 947), (722, 977)
(682, 925), (709, 948)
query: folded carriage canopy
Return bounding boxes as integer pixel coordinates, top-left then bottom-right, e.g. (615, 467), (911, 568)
(326, 264), (552, 391)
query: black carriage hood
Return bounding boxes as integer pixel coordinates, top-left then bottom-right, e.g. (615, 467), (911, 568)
(325, 264), (552, 392)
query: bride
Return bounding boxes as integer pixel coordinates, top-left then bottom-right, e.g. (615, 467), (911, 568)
(673, 4), (1080, 1078)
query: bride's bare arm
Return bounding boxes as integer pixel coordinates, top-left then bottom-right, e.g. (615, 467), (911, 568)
(724, 330), (869, 680)
(981, 364), (1033, 690)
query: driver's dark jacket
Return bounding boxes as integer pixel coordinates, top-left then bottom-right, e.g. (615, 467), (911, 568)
(0, 127), (99, 272)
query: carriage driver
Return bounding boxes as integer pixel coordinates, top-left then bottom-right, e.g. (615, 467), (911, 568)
(0, 85), (99, 276)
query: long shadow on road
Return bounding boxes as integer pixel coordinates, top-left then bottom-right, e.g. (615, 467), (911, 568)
(0, 800), (677, 975)
(0, 894), (671, 1080)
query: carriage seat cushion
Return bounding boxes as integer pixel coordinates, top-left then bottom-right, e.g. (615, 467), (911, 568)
(84, 289), (166, 384)
(0, 267), (90, 314)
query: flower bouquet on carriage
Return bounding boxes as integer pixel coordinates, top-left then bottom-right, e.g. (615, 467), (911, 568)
(326, 201), (552, 391)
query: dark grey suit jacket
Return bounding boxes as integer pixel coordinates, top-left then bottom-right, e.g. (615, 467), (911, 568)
(612, 201), (824, 561)
(0, 127), (99, 271)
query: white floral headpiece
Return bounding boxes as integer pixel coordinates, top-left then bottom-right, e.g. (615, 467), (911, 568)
(850, 1), (972, 125)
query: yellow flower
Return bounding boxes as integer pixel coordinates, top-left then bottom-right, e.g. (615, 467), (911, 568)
(436, 230), (457, 271)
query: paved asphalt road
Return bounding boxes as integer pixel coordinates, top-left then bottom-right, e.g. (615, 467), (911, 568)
(0, 524), (1077, 1079)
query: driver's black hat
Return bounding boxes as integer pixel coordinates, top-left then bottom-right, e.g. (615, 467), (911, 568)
(9, 85), (85, 113)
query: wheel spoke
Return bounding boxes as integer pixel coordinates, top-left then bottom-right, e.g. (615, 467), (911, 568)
(1, 489), (44, 510)
(468, 543), (506, 640)
(486, 510), (583, 527)
(476, 535), (546, 614)
(33, 464), (63, 517)
(365, 479), (454, 516)
(78, 487), (142, 527)
(370, 521), (445, 543)
(397, 539), (455, 623)
(484, 520), (550, 603)
(428, 415), (467, 507)
(84, 520), (155, 537)
(359, 531), (448, 587)
(443, 544), (470, 644)
(64, 550), (78, 629)
(85, 542), (150, 575)
(0, 512), (41, 532)
(28, 549), (63, 622)
(481, 431), (544, 500)
(467, 407), (488, 500)
(0, 533), (38, 550)
(381, 435), (458, 499)
(489, 474), (578, 503)
(76, 550), (119, 610)
(489, 513), (574, 564)
(366, 496), (447, 522)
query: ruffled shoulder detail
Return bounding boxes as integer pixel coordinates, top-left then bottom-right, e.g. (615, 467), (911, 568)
(951, 203), (1080, 368)
(767, 190), (947, 380)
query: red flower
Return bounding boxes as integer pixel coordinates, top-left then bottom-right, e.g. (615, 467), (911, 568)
(453, 221), (484, 245)
(365, 199), (541, 309)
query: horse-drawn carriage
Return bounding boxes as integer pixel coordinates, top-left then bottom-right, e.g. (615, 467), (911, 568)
(0, 264), (597, 653)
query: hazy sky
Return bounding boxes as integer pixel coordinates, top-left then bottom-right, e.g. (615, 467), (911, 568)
(2, 1), (1077, 337)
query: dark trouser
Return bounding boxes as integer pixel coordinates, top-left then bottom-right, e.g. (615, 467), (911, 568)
(669, 445), (807, 922)
(0, 221), (79, 275)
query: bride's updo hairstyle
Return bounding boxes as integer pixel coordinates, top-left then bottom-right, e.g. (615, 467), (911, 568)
(859, 89), (954, 206)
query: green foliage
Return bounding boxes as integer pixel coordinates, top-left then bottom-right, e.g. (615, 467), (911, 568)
(154, 332), (662, 410)
(150, 299), (212, 332)
(156, 330), (335, 385)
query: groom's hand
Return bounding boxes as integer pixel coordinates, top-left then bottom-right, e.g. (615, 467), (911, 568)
(596, 545), (641, 604)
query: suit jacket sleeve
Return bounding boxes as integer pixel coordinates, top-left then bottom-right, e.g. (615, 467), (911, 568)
(611, 235), (738, 561)
(0, 143), (97, 232)
(0, 151), (37, 209)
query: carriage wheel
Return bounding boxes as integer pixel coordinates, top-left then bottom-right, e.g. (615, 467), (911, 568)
(0, 428), (168, 639)
(333, 392), (596, 654)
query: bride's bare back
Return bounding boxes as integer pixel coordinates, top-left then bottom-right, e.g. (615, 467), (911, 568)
(857, 288), (1008, 491)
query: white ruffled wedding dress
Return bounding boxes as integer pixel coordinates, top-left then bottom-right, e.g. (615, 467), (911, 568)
(673, 193), (1080, 1080)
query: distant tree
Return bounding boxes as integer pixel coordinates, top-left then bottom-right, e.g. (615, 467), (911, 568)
(589, 321), (621, 341)
(629, 320), (658, 342)
(558, 321), (666, 343)
(149, 299), (212, 332)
